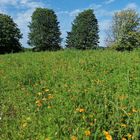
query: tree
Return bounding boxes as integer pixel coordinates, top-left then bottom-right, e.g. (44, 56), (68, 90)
(66, 9), (99, 50)
(28, 8), (61, 51)
(107, 9), (140, 51)
(0, 13), (22, 54)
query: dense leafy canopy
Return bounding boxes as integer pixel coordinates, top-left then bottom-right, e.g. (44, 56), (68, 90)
(28, 8), (61, 51)
(66, 9), (99, 50)
(0, 13), (22, 54)
(108, 9), (140, 51)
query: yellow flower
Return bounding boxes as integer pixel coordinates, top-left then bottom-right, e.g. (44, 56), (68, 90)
(76, 108), (85, 113)
(45, 89), (49, 92)
(22, 122), (27, 128)
(48, 94), (53, 99)
(42, 97), (47, 101)
(36, 100), (42, 107)
(128, 133), (132, 138)
(122, 138), (127, 140)
(103, 131), (112, 140)
(71, 136), (77, 140)
(45, 138), (50, 140)
(85, 130), (91, 136)
(121, 124), (127, 127)
(37, 92), (42, 96)
(132, 108), (137, 113)
(128, 113), (132, 116)
(48, 106), (52, 109)
(90, 122), (94, 126)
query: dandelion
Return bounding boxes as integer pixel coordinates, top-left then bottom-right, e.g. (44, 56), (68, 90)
(79, 108), (85, 113)
(127, 133), (132, 138)
(48, 106), (52, 109)
(48, 94), (53, 99)
(45, 89), (49, 92)
(71, 136), (77, 140)
(76, 108), (85, 113)
(37, 92), (42, 96)
(36, 100), (42, 107)
(22, 122), (28, 128)
(103, 131), (112, 140)
(90, 122), (94, 126)
(121, 124), (127, 127)
(85, 130), (91, 136)
(122, 138), (127, 140)
(132, 108), (137, 113)
(128, 113), (132, 116)
(45, 138), (50, 140)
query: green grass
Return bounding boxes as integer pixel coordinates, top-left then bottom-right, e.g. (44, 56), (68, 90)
(0, 50), (140, 140)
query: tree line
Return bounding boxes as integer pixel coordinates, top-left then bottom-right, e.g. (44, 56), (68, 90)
(0, 8), (140, 54)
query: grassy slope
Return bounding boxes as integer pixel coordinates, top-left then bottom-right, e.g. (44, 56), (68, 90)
(0, 50), (140, 140)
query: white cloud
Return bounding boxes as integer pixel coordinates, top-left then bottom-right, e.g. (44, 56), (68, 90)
(13, 1), (45, 47)
(105, 0), (115, 4)
(89, 4), (102, 10)
(69, 9), (81, 17)
(125, 3), (138, 10)
(0, 0), (17, 6)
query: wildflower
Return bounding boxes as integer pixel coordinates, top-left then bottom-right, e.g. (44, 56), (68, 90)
(76, 108), (85, 113)
(48, 94), (53, 99)
(103, 131), (112, 140)
(128, 113), (132, 116)
(37, 92), (42, 96)
(85, 130), (91, 136)
(45, 89), (49, 92)
(132, 108), (137, 113)
(45, 138), (50, 140)
(90, 122), (94, 126)
(127, 133), (132, 138)
(22, 122), (27, 128)
(42, 97), (47, 101)
(71, 136), (77, 140)
(122, 138), (127, 140)
(121, 124), (127, 127)
(48, 106), (52, 109)
(35, 100), (42, 107)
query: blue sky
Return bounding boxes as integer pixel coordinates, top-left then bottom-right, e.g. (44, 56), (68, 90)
(0, 0), (140, 47)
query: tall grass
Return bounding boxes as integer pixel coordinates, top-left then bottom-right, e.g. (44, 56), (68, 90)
(0, 50), (140, 139)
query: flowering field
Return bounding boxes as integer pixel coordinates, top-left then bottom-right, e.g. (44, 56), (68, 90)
(0, 50), (140, 140)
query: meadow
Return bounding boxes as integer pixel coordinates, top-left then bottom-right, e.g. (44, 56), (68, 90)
(0, 49), (140, 140)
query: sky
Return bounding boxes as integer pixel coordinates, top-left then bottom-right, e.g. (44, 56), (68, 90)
(0, 0), (140, 47)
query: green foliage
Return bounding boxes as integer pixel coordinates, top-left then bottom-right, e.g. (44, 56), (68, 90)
(28, 8), (61, 51)
(0, 13), (22, 54)
(108, 9), (140, 51)
(0, 50), (140, 139)
(111, 32), (140, 51)
(66, 9), (99, 49)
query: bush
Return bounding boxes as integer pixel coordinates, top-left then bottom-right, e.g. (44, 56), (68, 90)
(110, 32), (140, 51)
